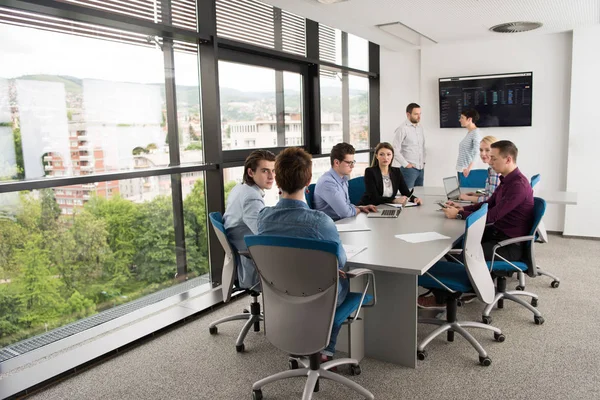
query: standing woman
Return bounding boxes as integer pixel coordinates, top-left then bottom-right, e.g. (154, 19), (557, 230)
(360, 142), (422, 206)
(456, 109), (483, 178)
(459, 135), (500, 203)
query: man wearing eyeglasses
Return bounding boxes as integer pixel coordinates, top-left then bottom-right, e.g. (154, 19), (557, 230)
(314, 142), (377, 221)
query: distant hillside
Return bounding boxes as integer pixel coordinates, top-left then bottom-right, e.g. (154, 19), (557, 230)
(16, 75), (83, 94)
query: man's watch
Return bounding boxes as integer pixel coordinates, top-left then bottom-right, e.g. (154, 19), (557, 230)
(456, 211), (463, 220)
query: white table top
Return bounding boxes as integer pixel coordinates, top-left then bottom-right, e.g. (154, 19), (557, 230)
(337, 196), (464, 276)
(413, 186), (578, 205)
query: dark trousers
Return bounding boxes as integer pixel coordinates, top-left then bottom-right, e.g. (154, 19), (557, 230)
(481, 226), (524, 262)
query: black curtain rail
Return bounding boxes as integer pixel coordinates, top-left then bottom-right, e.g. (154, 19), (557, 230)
(0, 164), (217, 193)
(0, 0), (211, 44)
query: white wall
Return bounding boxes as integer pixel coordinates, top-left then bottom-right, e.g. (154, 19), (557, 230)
(564, 25), (600, 237)
(414, 33), (573, 232)
(380, 48), (420, 143)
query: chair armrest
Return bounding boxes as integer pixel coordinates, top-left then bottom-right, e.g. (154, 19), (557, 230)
(495, 235), (535, 247)
(346, 268), (373, 278)
(347, 268), (377, 322)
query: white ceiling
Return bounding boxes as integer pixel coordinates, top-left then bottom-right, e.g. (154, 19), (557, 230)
(262, 0), (600, 51)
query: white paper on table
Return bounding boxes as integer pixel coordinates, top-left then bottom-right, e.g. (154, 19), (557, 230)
(385, 202), (417, 208)
(335, 224), (371, 232)
(395, 232), (451, 243)
(342, 244), (367, 260)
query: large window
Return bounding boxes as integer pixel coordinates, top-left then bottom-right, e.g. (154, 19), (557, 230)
(320, 69), (343, 150)
(0, 174), (209, 348)
(349, 75), (370, 150)
(219, 61), (303, 151)
(0, 23), (167, 182)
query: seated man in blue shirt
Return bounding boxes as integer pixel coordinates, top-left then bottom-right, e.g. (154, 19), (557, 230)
(223, 150), (276, 289)
(314, 142), (377, 221)
(258, 147), (349, 362)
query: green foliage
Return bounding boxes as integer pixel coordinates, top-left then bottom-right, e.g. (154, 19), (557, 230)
(185, 142), (203, 151)
(132, 146), (149, 155)
(0, 185), (210, 348)
(12, 127), (24, 180)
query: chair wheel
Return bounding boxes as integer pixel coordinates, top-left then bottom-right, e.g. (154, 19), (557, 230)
(236, 344), (245, 352)
(479, 356), (492, 366)
(531, 298), (538, 307)
(209, 326), (218, 335)
(551, 280), (560, 288)
(515, 285), (525, 291)
(288, 359), (299, 370)
(494, 333), (506, 342)
(534, 316), (545, 325)
(417, 350), (427, 361)
(457, 299), (463, 307)
(252, 389), (263, 400)
(482, 315), (492, 325)
(350, 364), (361, 376)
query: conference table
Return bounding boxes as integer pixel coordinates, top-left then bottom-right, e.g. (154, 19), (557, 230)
(414, 186), (578, 205)
(337, 195), (463, 368)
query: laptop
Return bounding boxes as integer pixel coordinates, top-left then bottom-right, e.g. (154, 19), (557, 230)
(367, 208), (402, 218)
(443, 176), (462, 201)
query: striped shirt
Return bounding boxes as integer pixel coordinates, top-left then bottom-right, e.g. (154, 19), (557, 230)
(477, 168), (501, 203)
(456, 128), (482, 171)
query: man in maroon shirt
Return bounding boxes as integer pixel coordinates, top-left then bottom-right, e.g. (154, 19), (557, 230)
(443, 140), (534, 261)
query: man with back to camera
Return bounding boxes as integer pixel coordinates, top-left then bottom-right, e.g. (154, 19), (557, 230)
(223, 150), (276, 289)
(392, 103), (426, 188)
(314, 142), (377, 221)
(419, 140), (534, 309)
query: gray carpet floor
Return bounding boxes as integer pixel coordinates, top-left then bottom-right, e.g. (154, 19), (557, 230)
(29, 235), (600, 400)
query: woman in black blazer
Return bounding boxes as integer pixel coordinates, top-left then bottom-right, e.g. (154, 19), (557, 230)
(359, 142), (423, 206)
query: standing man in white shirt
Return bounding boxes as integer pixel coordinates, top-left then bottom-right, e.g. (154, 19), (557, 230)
(392, 103), (426, 188)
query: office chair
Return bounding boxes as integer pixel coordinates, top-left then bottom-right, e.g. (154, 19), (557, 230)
(348, 176), (365, 206)
(207, 212), (263, 352)
(305, 183), (316, 209)
(458, 168), (488, 188)
(245, 235), (375, 400)
(482, 197), (547, 325)
(418, 204), (505, 366)
(516, 174), (560, 289)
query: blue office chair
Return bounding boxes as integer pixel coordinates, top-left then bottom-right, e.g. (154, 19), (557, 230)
(417, 204), (504, 366)
(516, 174), (559, 289)
(305, 183), (316, 209)
(458, 168), (488, 188)
(482, 197), (547, 325)
(348, 176), (365, 206)
(207, 212), (263, 352)
(245, 235), (376, 400)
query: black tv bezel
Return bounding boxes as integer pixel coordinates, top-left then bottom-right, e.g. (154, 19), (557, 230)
(438, 71), (533, 128)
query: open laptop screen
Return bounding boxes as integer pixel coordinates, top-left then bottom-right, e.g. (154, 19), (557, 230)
(443, 176), (460, 199)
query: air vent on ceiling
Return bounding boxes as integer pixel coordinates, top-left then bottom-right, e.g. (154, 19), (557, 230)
(490, 21), (543, 33)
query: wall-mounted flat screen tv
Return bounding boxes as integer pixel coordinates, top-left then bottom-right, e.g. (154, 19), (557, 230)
(439, 72), (532, 128)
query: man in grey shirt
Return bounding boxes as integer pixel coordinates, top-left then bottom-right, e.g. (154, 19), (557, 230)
(391, 103), (426, 188)
(223, 150), (276, 289)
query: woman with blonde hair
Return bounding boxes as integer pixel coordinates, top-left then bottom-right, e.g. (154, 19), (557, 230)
(359, 142), (422, 206)
(459, 135), (500, 203)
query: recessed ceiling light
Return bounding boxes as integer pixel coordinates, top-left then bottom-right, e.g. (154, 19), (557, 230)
(490, 21), (543, 33)
(316, 0), (349, 4)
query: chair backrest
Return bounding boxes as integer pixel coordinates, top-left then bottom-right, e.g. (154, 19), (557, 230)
(245, 235), (339, 356)
(530, 174), (541, 188)
(522, 197), (547, 276)
(462, 204), (496, 304)
(305, 183), (316, 209)
(348, 176), (365, 206)
(458, 169), (488, 188)
(208, 212), (238, 302)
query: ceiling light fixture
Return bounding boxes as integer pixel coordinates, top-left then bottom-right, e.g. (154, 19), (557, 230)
(316, 0), (349, 4)
(490, 21), (543, 33)
(377, 22), (437, 47)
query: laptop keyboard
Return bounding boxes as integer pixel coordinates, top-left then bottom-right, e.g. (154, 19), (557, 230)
(381, 209), (401, 217)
